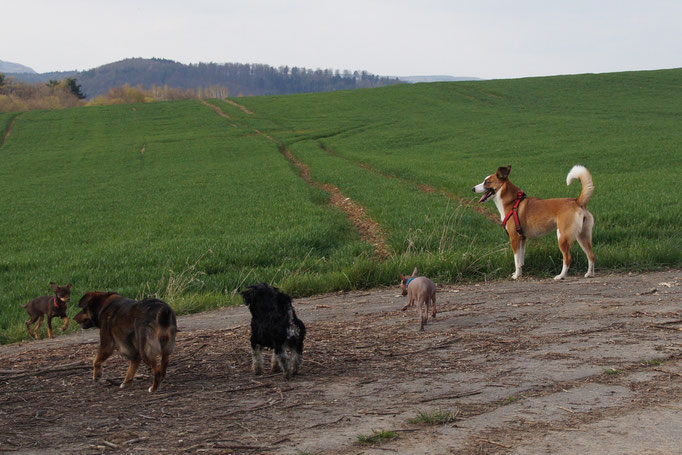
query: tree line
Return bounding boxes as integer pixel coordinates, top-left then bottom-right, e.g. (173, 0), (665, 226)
(11, 58), (403, 99)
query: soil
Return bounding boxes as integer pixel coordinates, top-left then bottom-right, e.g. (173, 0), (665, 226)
(1, 269), (681, 454)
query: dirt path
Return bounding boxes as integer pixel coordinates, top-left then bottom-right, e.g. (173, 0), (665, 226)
(203, 100), (391, 258)
(320, 144), (500, 223)
(2, 269), (681, 454)
(1, 115), (19, 148)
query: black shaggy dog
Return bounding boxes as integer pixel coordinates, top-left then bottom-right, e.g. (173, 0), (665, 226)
(241, 283), (306, 379)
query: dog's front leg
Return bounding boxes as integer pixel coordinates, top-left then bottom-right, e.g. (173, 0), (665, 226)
(251, 345), (263, 375)
(121, 359), (141, 388)
(402, 296), (415, 311)
(511, 236), (524, 280)
(92, 348), (112, 381)
(46, 316), (54, 339)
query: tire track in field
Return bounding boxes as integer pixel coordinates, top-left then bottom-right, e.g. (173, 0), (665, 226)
(319, 143), (500, 223)
(203, 100), (392, 259)
(200, 100), (238, 127)
(276, 143), (391, 259)
(1, 114), (19, 148)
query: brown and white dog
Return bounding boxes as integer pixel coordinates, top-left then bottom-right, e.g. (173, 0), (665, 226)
(473, 165), (595, 280)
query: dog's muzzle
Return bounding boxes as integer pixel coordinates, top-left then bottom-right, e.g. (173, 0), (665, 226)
(74, 312), (94, 329)
(476, 188), (495, 203)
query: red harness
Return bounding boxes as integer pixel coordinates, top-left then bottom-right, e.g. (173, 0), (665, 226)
(53, 296), (59, 307)
(501, 191), (527, 238)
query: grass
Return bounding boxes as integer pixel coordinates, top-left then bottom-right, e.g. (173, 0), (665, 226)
(409, 409), (459, 425)
(604, 368), (620, 375)
(502, 395), (518, 405)
(1, 68), (681, 343)
(356, 429), (397, 445)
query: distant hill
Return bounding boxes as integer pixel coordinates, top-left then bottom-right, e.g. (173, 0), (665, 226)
(9, 58), (403, 98)
(398, 75), (482, 83)
(0, 60), (36, 74)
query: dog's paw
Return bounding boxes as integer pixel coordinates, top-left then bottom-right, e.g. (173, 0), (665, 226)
(553, 274), (565, 280)
(584, 271), (595, 278)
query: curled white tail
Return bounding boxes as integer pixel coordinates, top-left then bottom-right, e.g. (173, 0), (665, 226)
(566, 165), (594, 207)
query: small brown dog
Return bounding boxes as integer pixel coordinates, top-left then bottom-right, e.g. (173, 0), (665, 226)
(23, 282), (72, 339)
(74, 292), (177, 393)
(400, 267), (437, 331)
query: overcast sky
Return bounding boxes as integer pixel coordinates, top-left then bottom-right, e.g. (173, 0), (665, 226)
(3, 0), (681, 79)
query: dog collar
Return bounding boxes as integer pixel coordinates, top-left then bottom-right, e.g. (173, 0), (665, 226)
(53, 296), (59, 307)
(406, 277), (416, 287)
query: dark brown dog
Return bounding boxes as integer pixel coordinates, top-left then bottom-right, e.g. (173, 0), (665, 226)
(23, 282), (72, 339)
(74, 292), (177, 393)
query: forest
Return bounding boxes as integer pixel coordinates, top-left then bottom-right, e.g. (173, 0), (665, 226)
(7, 58), (402, 98)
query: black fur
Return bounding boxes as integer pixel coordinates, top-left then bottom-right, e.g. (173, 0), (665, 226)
(241, 283), (306, 379)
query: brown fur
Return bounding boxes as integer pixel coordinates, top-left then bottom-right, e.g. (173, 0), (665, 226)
(74, 292), (177, 393)
(23, 282), (72, 339)
(473, 165), (595, 280)
(400, 267), (437, 331)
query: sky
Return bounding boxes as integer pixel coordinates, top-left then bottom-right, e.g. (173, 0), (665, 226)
(3, 0), (682, 79)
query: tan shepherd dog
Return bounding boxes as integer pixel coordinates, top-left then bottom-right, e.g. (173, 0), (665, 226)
(473, 165), (595, 280)
(74, 292), (177, 392)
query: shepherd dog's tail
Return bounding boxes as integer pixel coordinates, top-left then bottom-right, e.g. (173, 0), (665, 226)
(143, 300), (177, 359)
(566, 165), (594, 207)
(155, 304), (177, 356)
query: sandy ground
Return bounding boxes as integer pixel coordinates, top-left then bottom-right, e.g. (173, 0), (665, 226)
(1, 269), (681, 454)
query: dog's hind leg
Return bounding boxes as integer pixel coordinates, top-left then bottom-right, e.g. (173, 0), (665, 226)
(418, 299), (426, 331)
(554, 230), (573, 280)
(147, 354), (171, 393)
(147, 358), (161, 393)
(275, 346), (291, 379)
(33, 315), (45, 339)
(270, 350), (281, 373)
(26, 314), (41, 339)
(251, 345), (263, 375)
(577, 212), (595, 278)
(431, 293), (437, 318)
(121, 358), (141, 389)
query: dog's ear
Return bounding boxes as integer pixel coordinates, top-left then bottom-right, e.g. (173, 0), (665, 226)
(78, 292), (94, 308)
(496, 165), (512, 180)
(50, 282), (57, 292)
(412, 267), (418, 277)
(67, 283), (73, 289)
(399, 273), (405, 281)
(240, 288), (253, 305)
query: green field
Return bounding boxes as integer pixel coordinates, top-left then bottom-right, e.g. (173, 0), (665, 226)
(1, 69), (681, 343)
